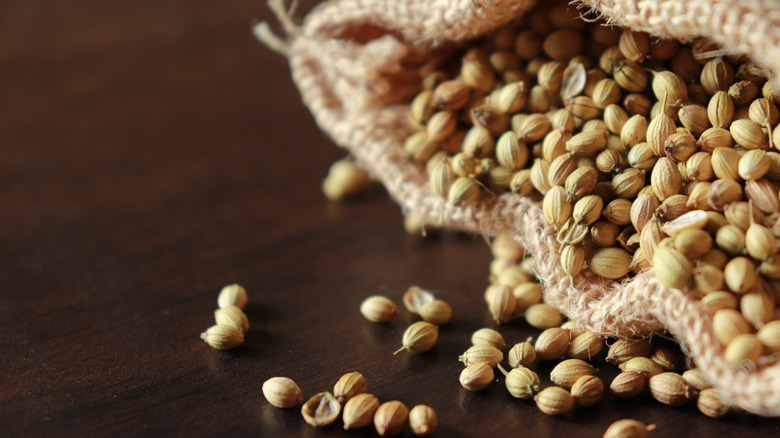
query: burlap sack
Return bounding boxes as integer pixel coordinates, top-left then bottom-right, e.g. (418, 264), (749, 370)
(257, 0), (780, 416)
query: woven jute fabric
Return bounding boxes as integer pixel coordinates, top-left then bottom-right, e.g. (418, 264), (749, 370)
(257, 0), (780, 416)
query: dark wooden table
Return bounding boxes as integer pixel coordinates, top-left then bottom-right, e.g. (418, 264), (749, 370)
(1, 1), (778, 436)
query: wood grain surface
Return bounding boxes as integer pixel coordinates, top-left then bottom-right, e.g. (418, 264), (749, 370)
(1, 1), (778, 436)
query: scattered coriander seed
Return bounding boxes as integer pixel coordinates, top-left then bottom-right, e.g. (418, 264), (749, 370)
(550, 358), (599, 389)
(697, 388), (729, 418)
(214, 306), (250, 334)
(619, 357), (665, 377)
(200, 325), (244, 350)
(460, 362), (495, 391)
(419, 299), (453, 325)
(360, 295), (401, 323)
(570, 375), (604, 406)
(333, 371), (368, 404)
(603, 419), (656, 438)
(525, 303), (564, 329)
(508, 337), (537, 368)
(217, 283), (248, 309)
(471, 328), (507, 350)
(343, 393), (380, 430)
(534, 386), (575, 415)
(499, 364), (540, 399)
(459, 345), (504, 367)
(301, 392), (341, 427)
(262, 377), (304, 408)
(409, 405), (438, 437)
(374, 400), (409, 437)
(610, 371), (647, 398)
(648, 372), (696, 406)
(395, 322), (439, 355)
(535, 328), (571, 360)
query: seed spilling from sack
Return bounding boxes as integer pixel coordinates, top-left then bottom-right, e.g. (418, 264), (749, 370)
(406, 0), (780, 367)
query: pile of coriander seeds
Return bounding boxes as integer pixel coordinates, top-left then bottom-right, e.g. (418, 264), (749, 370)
(407, 3), (780, 368)
(456, 233), (731, 420)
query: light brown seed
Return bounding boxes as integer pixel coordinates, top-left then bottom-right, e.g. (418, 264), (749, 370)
(418, 299), (453, 325)
(723, 256), (757, 294)
(409, 405), (437, 437)
(471, 328), (506, 350)
(459, 345), (504, 367)
(713, 308), (751, 345)
(504, 366), (541, 399)
(218, 284), (248, 309)
(360, 296), (401, 323)
(374, 401), (408, 437)
(459, 362), (494, 391)
(568, 331), (604, 360)
(697, 389), (729, 418)
(607, 339), (653, 364)
(651, 157), (682, 201)
(653, 246), (693, 290)
(525, 303), (564, 329)
(571, 375), (604, 407)
(343, 393), (380, 430)
(610, 371), (647, 398)
(604, 419), (656, 438)
(649, 372), (696, 406)
(200, 325), (244, 350)
(590, 247), (632, 279)
(334, 372), (368, 404)
(551, 359), (598, 389)
(730, 119), (769, 150)
(395, 321), (439, 354)
(535, 387), (575, 415)
(262, 377), (304, 408)
(508, 339), (537, 368)
(620, 357), (665, 377)
(681, 368), (711, 391)
(535, 328), (571, 360)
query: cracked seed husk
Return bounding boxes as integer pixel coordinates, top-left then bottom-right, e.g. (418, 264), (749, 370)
(301, 392), (341, 427)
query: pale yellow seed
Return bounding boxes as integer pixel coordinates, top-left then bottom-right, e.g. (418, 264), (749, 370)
(682, 368), (711, 391)
(214, 306), (250, 334)
(550, 358), (598, 389)
(648, 372), (696, 406)
(459, 362), (494, 391)
(508, 339), (537, 368)
(758, 321), (780, 352)
(342, 393), (380, 430)
(504, 366), (541, 399)
(471, 328), (506, 350)
(567, 331), (604, 360)
(334, 371), (368, 404)
(200, 325), (244, 350)
(262, 377), (304, 408)
(571, 375), (604, 407)
(697, 389), (729, 418)
(525, 303), (564, 329)
(360, 296), (401, 323)
(218, 283), (248, 309)
(653, 246), (693, 290)
(712, 308), (751, 345)
(459, 345), (504, 367)
(535, 328), (571, 360)
(409, 405), (437, 437)
(610, 371), (647, 398)
(374, 401), (409, 437)
(724, 333), (762, 366)
(619, 357), (665, 377)
(589, 247), (632, 279)
(395, 322), (439, 355)
(604, 419), (656, 438)
(534, 387), (575, 415)
(418, 299), (453, 325)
